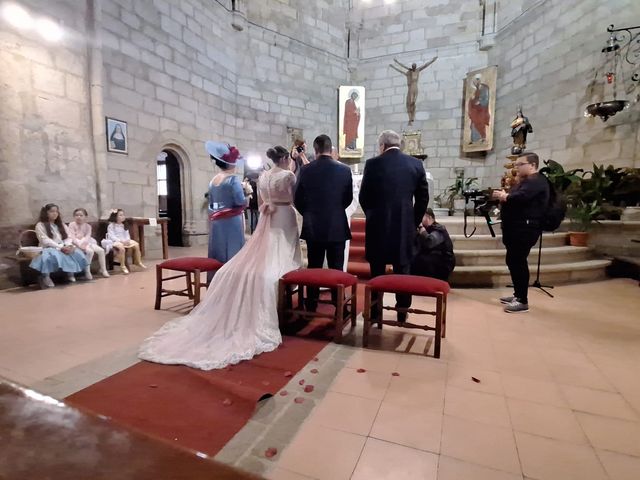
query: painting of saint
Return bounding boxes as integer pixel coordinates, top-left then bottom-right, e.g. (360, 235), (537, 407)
(462, 66), (497, 153)
(338, 86), (365, 158)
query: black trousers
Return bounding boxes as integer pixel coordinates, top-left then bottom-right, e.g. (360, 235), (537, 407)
(369, 261), (411, 321)
(305, 241), (345, 310)
(502, 225), (541, 304)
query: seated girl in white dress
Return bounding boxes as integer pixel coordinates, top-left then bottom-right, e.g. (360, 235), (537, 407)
(101, 209), (146, 275)
(29, 203), (88, 288)
(139, 145), (301, 370)
(68, 208), (110, 279)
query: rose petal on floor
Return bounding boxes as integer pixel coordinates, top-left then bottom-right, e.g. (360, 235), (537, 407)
(279, 390), (289, 396)
(304, 385), (314, 393)
(357, 368), (366, 373)
(310, 368), (318, 374)
(471, 376), (481, 383)
(265, 447), (278, 458)
(294, 397), (305, 404)
(298, 379), (305, 385)
(284, 370), (293, 377)
(222, 398), (233, 406)
(391, 372), (400, 376)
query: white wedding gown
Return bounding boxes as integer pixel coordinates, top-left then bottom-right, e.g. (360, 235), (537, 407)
(139, 168), (302, 370)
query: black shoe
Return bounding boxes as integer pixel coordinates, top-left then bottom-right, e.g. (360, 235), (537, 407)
(397, 312), (407, 323)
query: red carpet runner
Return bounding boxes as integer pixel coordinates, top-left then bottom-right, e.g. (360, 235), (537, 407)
(66, 336), (327, 457)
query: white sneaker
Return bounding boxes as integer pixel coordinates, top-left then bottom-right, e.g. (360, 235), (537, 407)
(84, 269), (93, 280)
(100, 270), (110, 278)
(68, 273), (76, 283)
(40, 275), (55, 288)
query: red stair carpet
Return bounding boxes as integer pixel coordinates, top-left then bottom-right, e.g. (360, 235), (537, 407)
(348, 217), (370, 279)
(66, 336), (327, 457)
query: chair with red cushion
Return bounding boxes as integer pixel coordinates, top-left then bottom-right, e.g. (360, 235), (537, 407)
(363, 274), (450, 358)
(155, 257), (224, 310)
(277, 268), (358, 343)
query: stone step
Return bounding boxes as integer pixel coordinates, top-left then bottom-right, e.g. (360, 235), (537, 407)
(436, 216), (500, 236)
(450, 259), (611, 288)
(455, 246), (593, 267)
(451, 232), (568, 249)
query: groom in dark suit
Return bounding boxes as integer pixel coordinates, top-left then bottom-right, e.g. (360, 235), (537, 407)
(359, 129), (429, 321)
(294, 134), (353, 311)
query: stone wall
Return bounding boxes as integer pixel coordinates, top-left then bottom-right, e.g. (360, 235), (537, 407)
(350, 0), (488, 194)
(485, 0), (640, 186)
(0, 0), (96, 228)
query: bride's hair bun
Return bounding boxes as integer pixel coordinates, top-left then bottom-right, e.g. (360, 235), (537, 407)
(266, 145), (289, 163)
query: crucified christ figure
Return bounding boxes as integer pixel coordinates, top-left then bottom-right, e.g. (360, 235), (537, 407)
(390, 56), (438, 125)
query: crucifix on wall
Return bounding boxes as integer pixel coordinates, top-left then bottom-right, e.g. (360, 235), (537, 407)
(389, 57), (438, 125)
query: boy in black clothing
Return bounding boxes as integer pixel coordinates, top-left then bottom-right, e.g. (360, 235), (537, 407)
(492, 152), (550, 313)
(411, 208), (455, 281)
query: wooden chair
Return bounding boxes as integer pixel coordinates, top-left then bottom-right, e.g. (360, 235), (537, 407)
(277, 268), (358, 343)
(155, 257), (224, 310)
(363, 274), (450, 358)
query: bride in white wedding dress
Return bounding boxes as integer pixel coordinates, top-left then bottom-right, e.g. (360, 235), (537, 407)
(139, 146), (301, 370)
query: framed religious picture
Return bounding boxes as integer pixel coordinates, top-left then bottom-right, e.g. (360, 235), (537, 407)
(402, 131), (426, 158)
(338, 85), (365, 158)
(106, 117), (128, 154)
(286, 126), (303, 149)
(462, 66), (497, 153)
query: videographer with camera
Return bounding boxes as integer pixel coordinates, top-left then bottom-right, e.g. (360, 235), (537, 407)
(290, 138), (312, 180)
(492, 152), (549, 313)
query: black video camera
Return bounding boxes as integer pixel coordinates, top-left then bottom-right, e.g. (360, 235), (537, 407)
(462, 189), (501, 238)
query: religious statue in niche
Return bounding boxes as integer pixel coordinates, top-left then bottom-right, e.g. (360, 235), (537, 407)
(462, 66), (497, 153)
(510, 105), (533, 155)
(338, 85), (365, 158)
(502, 107), (534, 189)
(389, 57), (438, 125)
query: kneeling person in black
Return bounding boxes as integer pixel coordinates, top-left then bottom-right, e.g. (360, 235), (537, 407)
(411, 208), (455, 281)
(492, 152), (550, 313)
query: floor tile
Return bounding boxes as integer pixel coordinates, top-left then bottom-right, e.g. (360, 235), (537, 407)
(446, 364), (503, 395)
(437, 455), (523, 480)
(440, 415), (521, 474)
(596, 450), (640, 480)
(507, 397), (587, 444)
(351, 438), (438, 480)
(561, 384), (639, 420)
(383, 375), (445, 410)
(515, 432), (608, 480)
(266, 467), (316, 480)
(345, 349), (401, 374)
(444, 386), (511, 428)
(277, 423), (365, 480)
(576, 412), (640, 457)
(329, 367), (391, 401)
(306, 391), (380, 436)
(394, 354), (448, 380)
(370, 401), (443, 453)
(501, 374), (568, 407)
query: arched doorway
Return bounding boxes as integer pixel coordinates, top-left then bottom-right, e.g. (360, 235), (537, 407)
(157, 150), (184, 247)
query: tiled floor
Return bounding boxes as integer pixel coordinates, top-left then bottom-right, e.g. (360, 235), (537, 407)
(1, 248), (639, 480)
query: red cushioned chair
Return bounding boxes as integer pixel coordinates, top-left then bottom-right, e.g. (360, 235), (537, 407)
(155, 257), (224, 310)
(363, 274), (450, 358)
(277, 268), (358, 343)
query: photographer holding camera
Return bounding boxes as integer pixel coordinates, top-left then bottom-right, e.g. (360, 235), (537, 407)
(492, 152), (549, 313)
(290, 138), (312, 180)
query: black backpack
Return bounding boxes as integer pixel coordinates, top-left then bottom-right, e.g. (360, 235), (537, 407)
(541, 176), (567, 232)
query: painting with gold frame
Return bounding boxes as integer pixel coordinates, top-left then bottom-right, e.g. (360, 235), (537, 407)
(338, 85), (365, 158)
(402, 131), (425, 157)
(462, 66), (497, 153)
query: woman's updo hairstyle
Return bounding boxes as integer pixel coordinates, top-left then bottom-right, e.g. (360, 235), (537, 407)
(266, 146), (289, 166)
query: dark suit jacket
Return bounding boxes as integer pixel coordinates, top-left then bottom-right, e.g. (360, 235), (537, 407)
(359, 148), (429, 265)
(294, 155), (353, 243)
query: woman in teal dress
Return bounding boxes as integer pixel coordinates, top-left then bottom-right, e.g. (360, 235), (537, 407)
(205, 141), (247, 280)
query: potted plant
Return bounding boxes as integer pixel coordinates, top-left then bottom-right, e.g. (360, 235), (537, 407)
(567, 199), (601, 246)
(432, 193), (451, 217)
(444, 176), (478, 216)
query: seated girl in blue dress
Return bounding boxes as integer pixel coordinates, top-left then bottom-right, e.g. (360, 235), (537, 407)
(30, 203), (88, 288)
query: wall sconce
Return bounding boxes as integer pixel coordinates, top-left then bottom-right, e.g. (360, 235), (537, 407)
(584, 24), (639, 122)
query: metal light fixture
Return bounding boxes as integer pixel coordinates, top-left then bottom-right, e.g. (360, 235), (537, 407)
(584, 24), (639, 121)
